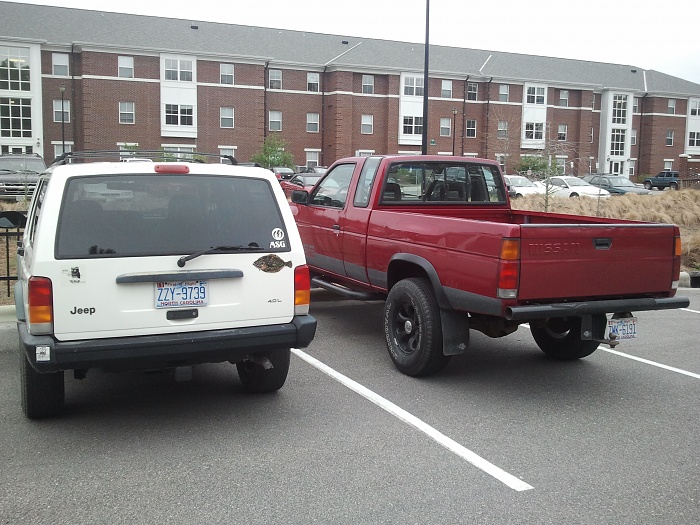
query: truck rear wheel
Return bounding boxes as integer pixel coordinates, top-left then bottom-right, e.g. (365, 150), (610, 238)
(20, 345), (65, 419)
(236, 348), (290, 393)
(384, 278), (450, 376)
(530, 315), (605, 360)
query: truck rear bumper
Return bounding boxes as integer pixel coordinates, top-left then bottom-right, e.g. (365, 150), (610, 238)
(18, 315), (317, 373)
(505, 296), (689, 321)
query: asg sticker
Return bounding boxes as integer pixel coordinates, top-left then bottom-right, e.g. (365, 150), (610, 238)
(270, 228), (286, 248)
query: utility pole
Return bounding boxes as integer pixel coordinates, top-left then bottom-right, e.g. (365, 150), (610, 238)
(421, 0), (430, 154)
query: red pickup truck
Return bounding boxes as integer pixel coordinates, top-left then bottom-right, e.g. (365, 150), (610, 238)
(290, 155), (689, 376)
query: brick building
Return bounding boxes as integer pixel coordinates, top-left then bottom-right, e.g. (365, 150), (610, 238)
(2, 1), (700, 178)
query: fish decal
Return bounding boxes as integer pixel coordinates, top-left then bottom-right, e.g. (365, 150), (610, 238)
(253, 254), (293, 273)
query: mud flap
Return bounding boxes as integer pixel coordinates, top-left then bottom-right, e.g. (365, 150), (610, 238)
(440, 308), (470, 355)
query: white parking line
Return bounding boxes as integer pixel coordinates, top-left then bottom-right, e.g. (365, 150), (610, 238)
(291, 348), (534, 492)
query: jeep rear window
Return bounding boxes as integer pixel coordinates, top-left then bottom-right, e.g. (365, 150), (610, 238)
(55, 174), (289, 259)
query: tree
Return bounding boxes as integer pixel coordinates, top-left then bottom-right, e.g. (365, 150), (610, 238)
(250, 135), (295, 169)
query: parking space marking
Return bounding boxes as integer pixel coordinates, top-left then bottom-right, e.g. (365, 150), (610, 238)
(600, 347), (700, 379)
(292, 348), (534, 492)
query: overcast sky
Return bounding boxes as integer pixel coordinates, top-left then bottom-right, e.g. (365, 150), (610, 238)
(9, 0), (700, 85)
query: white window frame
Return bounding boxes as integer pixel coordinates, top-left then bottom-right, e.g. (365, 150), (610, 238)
(220, 107), (234, 128)
(361, 114), (373, 134)
(307, 112), (320, 133)
(689, 131), (700, 147)
(403, 76), (424, 97)
(610, 129), (626, 156)
(164, 58), (193, 82)
(633, 97), (639, 113)
(666, 130), (674, 146)
(525, 122), (544, 140)
(497, 121), (508, 139)
(307, 72), (319, 92)
(499, 85), (509, 102)
(52, 53), (69, 76)
(557, 124), (567, 141)
(119, 101), (135, 124)
(691, 100), (700, 116)
(466, 119), (477, 138)
(118, 56), (134, 78)
(220, 64), (234, 85)
(526, 86), (545, 105)
(269, 69), (282, 90)
(441, 80), (452, 98)
(269, 110), (282, 131)
(362, 75), (374, 94)
(559, 90), (569, 107)
(664, 160), (673, 171)
(305, 149), (320, 167)
(668, 99), (676, 115)
(439, 117), (451, 137)
(165, 104), (193, 126)
(218, 146), (237, 163)
(631, 129), (637, 146)
(53, 142), (73, 157)
(402, 116), (423, 135)
(53, 99), (70, 123)
(612, 94), (628, 125)
(467, 82), (478, 101)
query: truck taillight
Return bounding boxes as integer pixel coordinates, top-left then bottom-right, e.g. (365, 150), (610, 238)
(294, 265), (311, 315)
(28, 276), (53, 334)
(671, 235), (682, 290)
(497, 238), (520, 299)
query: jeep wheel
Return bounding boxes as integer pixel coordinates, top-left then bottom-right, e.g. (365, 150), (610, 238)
(236, 348), (290, 393)
(569, 192), (579, 198)
(670, 182), (678, 190)
(643, 181), (652, 190)
(20, 345), (64, 419)
(530, 315), (605, 360)
(384, 278), (450, 376)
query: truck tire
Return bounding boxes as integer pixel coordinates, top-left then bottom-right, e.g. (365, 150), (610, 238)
(530, 315), (605, 360)
(643, 181), (652, 190)
(236, 348), (290, 393)
(384, 278), (450, 376)
(20, 345), (65, 419)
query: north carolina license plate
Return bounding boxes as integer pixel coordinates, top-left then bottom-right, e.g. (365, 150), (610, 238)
(155, 280), (208, 309)
(606, 317), (637, 340)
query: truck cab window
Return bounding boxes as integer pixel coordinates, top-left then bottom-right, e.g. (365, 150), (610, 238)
(311, 162), (355, 208)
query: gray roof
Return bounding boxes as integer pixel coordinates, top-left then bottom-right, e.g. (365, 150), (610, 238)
(3, 1), (700, 95)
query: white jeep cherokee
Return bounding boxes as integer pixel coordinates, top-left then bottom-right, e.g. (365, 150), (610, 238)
(15, 151), (316, 419)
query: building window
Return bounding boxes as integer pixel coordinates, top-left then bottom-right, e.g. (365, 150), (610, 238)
(165, 104), (193, 126)
(664, 160), (673, 170)
(590, 127), (594, 143)
(220, 64), (234, 85)
(269, 110), (282, 131)
(307, 112), (319, 133)
(691, 100), (700, 116)
(118, 56), (134, 78)
(610, 129), (626, 156)
(526, 86), (545, 104)
(119, 101), (135, 124)
(362, 75), (374, 94)
(164, 59), (192, 82)
(631, 129), (637, 145)
(633, 97), (639, 113)
(53, 99), (70, 123)
(403, 116), (423, 135)
(220, 107), (234, 128)
(666, 130), (674, 146)
(54, 143), (73, 157)
(499, 85), (509, 102)
(668, 99), (676, 115)
(689, 132), (700, 147)
(591, 94), (596, 110)
(1, 97), (32, 137)
(525, 122), (543, 140)
(52, 53), (69, 76)
(219, 147), (236, 162)
(0, 46), (31, 91)
(441, 80), (452, 98)
(404, 76), (424, 96)
(439, 118), (451, 137)
(163, 146), (195, 160)
(612, 94), (628, 124)
(306, 150), (320, 167)
(558, 124), (567, 141)
(361, 114), (373, 134)
(307, 72), (319, 92)
(117, 143), (139, 159)
(497, 121), (508, 139)
(465, 119), (477, 138)
(269, 69), (282, 90)
(559, 90), (568, 107)
(467, 82), (478, 101)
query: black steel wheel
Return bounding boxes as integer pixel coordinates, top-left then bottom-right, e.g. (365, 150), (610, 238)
(530, 315), (606, 360)
(384, 278), (450, 376)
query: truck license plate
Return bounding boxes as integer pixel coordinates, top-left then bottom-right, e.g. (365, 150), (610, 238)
(606, 317), (637, 340)
(155, 280), (208, 309)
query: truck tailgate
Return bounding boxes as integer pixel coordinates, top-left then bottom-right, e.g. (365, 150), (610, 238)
(518, 224), (676, 301)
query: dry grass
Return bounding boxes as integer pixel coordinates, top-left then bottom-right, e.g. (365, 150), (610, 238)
(511, 189), (700, 271)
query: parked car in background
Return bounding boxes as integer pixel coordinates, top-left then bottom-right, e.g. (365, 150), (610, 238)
(643, 171), (680, 190)
(581, 174), (652, 195)
(299, 166), (327, 174)
(280, 173), (323, 198)
(546, 176), (611, 198)
(271, 166), (295, 180)
(0, 153), (46, 200)
(503, 175), (547, 198)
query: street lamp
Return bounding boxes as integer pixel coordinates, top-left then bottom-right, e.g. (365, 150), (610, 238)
(451, 108), (458, 154)
(59, 83), (66, 154)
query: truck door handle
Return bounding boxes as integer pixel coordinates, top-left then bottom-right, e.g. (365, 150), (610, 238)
(594, 238), (612, 250)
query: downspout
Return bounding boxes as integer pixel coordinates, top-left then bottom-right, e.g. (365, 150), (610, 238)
(461, 76), (469, 156)
(321, 66), (327, 167)
(71, 43), (77, 151)
(263, 61), (269, 141)
(484, 77), (492, 159)
(638, 93), (648, 176)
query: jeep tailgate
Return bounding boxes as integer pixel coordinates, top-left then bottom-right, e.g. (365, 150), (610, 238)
(517, 223), (677, 301)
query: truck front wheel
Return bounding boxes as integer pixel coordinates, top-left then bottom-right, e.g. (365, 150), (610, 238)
(530, 315), (605, 360)
(384, 278), (450, 376)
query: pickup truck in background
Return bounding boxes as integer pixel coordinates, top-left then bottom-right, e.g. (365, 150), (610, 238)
(290, 155), (689, 376)
(643, 171), (680, 190)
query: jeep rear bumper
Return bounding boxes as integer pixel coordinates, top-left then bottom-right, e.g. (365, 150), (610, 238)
(18, 315), (317, 373)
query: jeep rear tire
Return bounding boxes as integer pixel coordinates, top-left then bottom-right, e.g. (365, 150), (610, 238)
(384, 278), (450, 377)
(20, 345), (64, 419)
(643, 181), (652, 190)
(236, 348), (290, 393)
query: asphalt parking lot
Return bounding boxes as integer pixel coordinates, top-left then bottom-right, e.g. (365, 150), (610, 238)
(1, 289), (699, 524)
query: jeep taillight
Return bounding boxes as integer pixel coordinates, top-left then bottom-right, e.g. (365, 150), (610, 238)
(497, 238), (520, 299)
(294, 265), (311, 315)
(28, 276), (53, 334)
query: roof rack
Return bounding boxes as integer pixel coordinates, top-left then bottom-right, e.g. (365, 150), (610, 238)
(51, 150), (238, 166)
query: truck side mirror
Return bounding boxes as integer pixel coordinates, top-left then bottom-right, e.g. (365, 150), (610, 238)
(291, 190), (309, 204)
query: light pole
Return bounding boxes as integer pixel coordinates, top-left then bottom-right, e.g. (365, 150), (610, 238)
(452, 108), (458, 154)
(59, 83), (66, 154)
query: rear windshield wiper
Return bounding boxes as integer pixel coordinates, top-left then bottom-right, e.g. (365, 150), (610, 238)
(177, 244), (263, 267)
